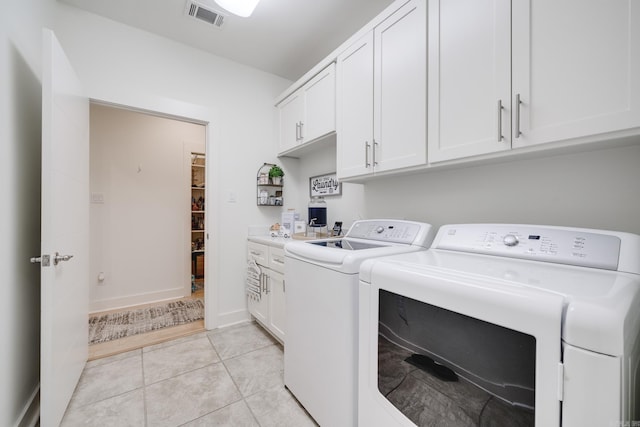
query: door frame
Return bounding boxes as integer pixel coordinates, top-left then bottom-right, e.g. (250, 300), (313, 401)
(90, 97), (218, 330)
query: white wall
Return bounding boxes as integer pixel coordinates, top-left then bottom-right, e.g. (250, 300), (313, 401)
(90, 104), (206, 312)
(362, 144), (640, 234)
(282, 141), (640, 238)
(280, 138), (366, 231)
(0, 0), (54, 425)
(53, 4), (292, 326)
(284, 139), (640, 238)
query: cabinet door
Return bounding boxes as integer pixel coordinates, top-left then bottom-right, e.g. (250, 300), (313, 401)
(302, 63), (336, 143)
(278, 89), (304, 153)
(267, 270), (286, 342)
(337, 32), (375, 179)
(248, 272), (269, 326)
(374, 0), (428, 171)
(512, 0), (640, 148)
(428, 0), (511, 163)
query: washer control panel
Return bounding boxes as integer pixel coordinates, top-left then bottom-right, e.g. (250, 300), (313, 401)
(346, 220), (433, 246)
(434, 224), (621, 270)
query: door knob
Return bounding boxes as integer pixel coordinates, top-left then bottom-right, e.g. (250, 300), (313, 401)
(54, 252), (74, 265)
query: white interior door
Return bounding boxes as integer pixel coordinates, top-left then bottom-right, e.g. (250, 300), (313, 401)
(40, 29), (90, 427)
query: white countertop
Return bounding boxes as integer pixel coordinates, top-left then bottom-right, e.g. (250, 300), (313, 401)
(247, 234), (291, 249)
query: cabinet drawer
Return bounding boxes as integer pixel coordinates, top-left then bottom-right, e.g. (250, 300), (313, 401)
(247, 242), (268, 267)
(269, 247), (286, 273)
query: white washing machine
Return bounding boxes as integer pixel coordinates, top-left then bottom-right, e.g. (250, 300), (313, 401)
(284, 219), (435, 427)
(358, 224), (640, 427)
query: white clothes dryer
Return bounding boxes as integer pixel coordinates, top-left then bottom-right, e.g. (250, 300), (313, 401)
(358, 224), (640, 427)
(284, 219), (436, 427)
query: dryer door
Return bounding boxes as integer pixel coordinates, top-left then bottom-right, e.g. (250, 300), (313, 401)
(359, 262), (565, 427)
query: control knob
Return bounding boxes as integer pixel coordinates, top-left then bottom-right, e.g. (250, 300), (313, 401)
(503, 234), (519, 247)
(375, 226), (385, 234)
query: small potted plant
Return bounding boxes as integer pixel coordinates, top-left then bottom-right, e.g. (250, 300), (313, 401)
(269, 165), (284, 185)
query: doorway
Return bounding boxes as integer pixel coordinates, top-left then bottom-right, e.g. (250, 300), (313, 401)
(88, 102), (207, 358)
(189, 150), (206, 299)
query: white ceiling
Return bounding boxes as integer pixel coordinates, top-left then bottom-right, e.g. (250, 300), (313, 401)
(59, 0), (395, 81)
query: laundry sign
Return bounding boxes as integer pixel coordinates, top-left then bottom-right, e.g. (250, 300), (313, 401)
(310, 172), (342, 197)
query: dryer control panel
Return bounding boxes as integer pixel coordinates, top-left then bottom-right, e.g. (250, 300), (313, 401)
(434, 224), (621, 270)
(346, 220), (434, 247)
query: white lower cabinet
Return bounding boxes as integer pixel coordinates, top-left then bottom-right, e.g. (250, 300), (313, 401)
(266, 269), (285, 341)
(247, 241), (285, 342)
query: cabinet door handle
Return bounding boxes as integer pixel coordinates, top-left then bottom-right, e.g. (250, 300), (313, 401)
(265, 275), (270, 294)
(515, 94), (522, 138)
(295, 122), (300, 141)
(497, 99), (504, 141)
(299, 121), (304, 140)
(365, 141), (371, 168)
(373, 140), (379, 166)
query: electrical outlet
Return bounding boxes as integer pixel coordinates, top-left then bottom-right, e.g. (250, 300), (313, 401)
(91, 193), (104, 204)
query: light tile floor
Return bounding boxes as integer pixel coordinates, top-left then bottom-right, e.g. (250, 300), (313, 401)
(61, 322), (318, 427)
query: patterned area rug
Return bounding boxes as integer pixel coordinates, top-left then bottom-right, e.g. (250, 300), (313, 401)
(88, 299), (204, 345)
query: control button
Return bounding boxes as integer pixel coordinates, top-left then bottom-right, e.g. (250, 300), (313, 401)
(375, 226), (385, 234)
(503, 234), (519, 247)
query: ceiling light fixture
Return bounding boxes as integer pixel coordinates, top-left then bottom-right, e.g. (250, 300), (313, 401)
(214, 0), (260, 17)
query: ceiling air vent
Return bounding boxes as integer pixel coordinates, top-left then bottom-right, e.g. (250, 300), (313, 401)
(185, 1), (226, 28)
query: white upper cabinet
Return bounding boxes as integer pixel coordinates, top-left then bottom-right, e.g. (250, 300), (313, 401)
(303, 64), (336, 143)
(337, 0), (427, 180)
(374, 0), (427, 173)
(428, 0), (511, 162)
(336, 32), (375, 179)
(278, 63), (336, 155)
(512, 0), (640, 148)
(278, 90), (304, 154)
(429, 0), (640, 163)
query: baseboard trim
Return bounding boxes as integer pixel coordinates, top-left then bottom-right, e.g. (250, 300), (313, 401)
(90, 288), (186, 313)
(215, 308), (250, 329)
(14, 385), (40, 427)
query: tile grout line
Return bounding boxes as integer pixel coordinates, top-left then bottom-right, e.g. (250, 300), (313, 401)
(169, 330), (252, 426)
(142, 330), (209, 355)
(141, 336), (224, 387)
(206, 330), (263, 426)
(64, 351), (145, 414)
(141, 348), (148, 426)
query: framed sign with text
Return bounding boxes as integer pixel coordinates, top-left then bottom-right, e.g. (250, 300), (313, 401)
(309, 172), (342, 197)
